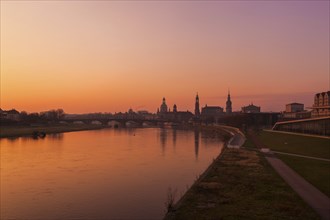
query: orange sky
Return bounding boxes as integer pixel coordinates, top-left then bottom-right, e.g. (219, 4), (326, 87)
(1, 1), (329, 113)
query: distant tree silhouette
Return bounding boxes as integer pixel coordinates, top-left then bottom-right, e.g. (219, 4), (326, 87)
(56, 109), (65, 119)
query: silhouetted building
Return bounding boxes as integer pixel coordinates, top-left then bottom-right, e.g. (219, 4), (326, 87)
(0, 109), (20, 121)
(174, 111), (194, 122)
(160, 97), (168, 113)
(201, 105), (224, 123)
(128, 108), (134, 114)
(137, 110), (149, 114)
(201, 105), (224, 115)
(241, 103), (260, 113)
(282, 103), (310, 119)
(157, 99), (194, 122)
(160, 111), (193, 122)
(137, 110), (156, 120)
(226, 90), (232, 114)
(286, 103), (304, 112)
(312, 91), (330, 117)
(202, 105), (223, 115)
(195, 93), (200, 117)
(173, 104), (177, 113)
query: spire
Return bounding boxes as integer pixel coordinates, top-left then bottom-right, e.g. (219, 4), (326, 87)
(226, 89), (232, 114)
(195, 92), (200, 117)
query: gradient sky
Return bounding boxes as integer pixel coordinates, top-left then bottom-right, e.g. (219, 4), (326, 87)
(1, 1), (329, 114)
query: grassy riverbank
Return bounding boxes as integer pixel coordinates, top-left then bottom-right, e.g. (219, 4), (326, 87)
(165, 142), (320, 220)
(0, 124), (104, 138)
(277, 154), (330, 197)
(258, 130), (330, 159)
(256, 130), (330, 197)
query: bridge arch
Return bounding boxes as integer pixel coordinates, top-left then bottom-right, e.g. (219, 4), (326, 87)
(125, 121), (139, 127)
(108, 120), (121, 128)
(91, 120), (102, 125)
(73, 121), (85, 125)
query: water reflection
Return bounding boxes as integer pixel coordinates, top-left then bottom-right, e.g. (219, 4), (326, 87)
(160, 128), (167, 154)
(1, 128), (223, 220)
(126, 128), (137, 135)
(3, 134), (50, 143)
(21, 136), (46, 143)
(5, 136), (19, 142)
(201, 130), (224, 146)
(17, 133), (64, 143)
(194, 129), (200, 159)
(172, 129), (177, 148)
(47, 133), (64, 140)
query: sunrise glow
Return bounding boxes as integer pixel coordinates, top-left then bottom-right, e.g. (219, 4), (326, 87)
(1, 1), (329, 113)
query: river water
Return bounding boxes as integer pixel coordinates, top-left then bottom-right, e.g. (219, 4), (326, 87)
(0, 128), (224, 220)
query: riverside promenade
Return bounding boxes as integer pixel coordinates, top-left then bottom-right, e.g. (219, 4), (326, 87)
(165, 126), (320, 220)
(265, 153), (330, 220)
(217, 125), (246, 148)
(249, 131), (330, 220)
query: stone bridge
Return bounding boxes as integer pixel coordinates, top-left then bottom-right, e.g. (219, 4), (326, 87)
(60, 118), (171, 128)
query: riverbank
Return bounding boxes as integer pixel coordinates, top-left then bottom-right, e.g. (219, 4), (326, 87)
(254, 130), (330, 198)
(258, 130), (330, 159)
(0, 124), (104, 138)
(165, 131), (320, 219)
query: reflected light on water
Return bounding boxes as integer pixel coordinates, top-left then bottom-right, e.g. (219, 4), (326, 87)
(1, 128), (224, 219)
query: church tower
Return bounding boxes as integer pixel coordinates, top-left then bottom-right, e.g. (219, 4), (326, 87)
(173, 104), (177, 113)
(160, 97), (168, 113)
(195, 93), (200, 117)
(226, 90), (232, 114)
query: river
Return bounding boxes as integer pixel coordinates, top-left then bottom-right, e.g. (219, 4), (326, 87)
(0, 128), (225, 220)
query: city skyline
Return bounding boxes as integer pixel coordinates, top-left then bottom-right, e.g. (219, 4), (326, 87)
(0, 91), (316, 114)
(1, 1), (329, 113)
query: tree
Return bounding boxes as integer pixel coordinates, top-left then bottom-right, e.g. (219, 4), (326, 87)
(56, 109), (65, 120)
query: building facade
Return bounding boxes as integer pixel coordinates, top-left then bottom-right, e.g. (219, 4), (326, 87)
(0, 109), (20, 121)
(201, 105), (224, 116)
(200, 105), (224, 123)
(282, 103), (310, 119)
(241, 103), (260, 113)
(312, 91), (330, 117)
(286, 103), (304, 112)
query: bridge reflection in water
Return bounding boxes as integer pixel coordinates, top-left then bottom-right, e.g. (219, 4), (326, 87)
(0, 128), (224, 220)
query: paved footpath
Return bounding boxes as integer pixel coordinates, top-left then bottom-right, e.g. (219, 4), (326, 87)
(272, 151), (330, 162)
(218, 125), (246, 148)
(264, 153), (330, 220)
(248, 131), (330, 220)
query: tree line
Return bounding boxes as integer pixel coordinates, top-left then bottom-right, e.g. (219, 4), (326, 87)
(0, 109), (65, 125)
